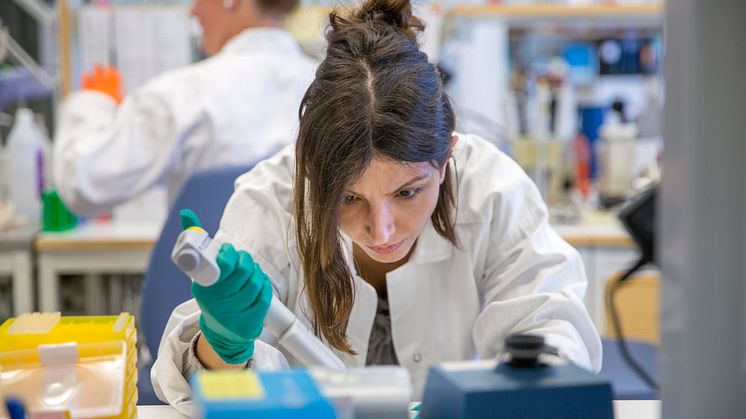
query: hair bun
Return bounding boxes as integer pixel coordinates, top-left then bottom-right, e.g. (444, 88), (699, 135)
(330, 0), (424, 43)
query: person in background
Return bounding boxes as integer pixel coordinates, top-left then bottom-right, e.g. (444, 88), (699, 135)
(54, 0), (316, 217)
(152, 0), (602, 413)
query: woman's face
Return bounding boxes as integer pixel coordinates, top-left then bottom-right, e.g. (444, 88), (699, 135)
(339, 157), (447, 265)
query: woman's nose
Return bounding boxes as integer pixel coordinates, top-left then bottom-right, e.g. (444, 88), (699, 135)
(367, 203), (395, 245)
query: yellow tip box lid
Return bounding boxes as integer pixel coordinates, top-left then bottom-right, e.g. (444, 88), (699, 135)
(0, 313), (136, 352)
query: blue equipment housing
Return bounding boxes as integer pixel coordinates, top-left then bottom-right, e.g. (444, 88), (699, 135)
(420, 335), (613, 419)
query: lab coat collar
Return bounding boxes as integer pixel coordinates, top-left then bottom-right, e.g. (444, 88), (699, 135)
(337, 219), (453, 366)
(336, 219), (453, 366)
(220, 28), (300, 56)
(406, 220), (455, 264)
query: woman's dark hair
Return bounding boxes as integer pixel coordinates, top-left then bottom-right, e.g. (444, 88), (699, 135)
(293, 0), (457, 354)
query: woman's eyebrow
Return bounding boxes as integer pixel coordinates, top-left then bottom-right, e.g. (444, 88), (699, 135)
(392, 173), (430, 192)
(346, 173), (431, 197)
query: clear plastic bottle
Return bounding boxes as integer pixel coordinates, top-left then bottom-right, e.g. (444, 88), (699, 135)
(6, 108), (49, 224)
(598, 121), (637, 208)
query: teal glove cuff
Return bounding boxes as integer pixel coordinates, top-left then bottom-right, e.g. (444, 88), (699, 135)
(198, 315), (256, 364)
(191, 243), (273, 365)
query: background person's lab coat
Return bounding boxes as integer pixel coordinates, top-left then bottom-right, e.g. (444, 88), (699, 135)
(152, 133), (602, 414)
(54, 28), (316, 217)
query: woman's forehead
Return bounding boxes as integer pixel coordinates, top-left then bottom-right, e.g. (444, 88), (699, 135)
(348, 157), (434, 192)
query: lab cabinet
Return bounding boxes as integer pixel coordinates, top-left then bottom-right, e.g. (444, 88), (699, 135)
(577, 245), (641, 334)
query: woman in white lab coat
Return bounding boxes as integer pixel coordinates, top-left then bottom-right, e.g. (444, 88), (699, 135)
(54, 0), (316, 216)
(152, 0), (602, 413)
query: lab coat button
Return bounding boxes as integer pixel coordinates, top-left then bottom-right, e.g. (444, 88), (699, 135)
(413, 353), (422, 363)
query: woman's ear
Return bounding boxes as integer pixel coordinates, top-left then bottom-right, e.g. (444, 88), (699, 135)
(223, 0), (238, 11)
(449, 135), (459, 154)
(439, 135), (459, 184)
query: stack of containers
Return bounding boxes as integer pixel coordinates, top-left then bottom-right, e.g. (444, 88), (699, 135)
(0, 312), (138, 419)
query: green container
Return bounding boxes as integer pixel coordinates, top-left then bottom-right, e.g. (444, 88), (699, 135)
(42, 190), (77, 232)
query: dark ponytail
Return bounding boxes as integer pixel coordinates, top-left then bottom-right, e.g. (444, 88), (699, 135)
(294, 0), (457, 354)
(329, 0), (424, 43)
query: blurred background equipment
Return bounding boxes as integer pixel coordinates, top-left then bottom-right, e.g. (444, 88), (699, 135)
(5, 107), (51, 226)
(601, 184), (659, 399)
(618, 184), (656, 265)
(439, 1), (662, 220)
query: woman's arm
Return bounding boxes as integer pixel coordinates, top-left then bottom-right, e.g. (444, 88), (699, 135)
(53, 82), (190, 216)
(473, 167), (602, 372)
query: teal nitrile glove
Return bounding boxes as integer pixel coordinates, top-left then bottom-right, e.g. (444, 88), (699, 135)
(180, 209), (273, 365)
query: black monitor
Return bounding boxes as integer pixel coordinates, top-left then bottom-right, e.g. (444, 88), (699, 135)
(617, 184), (657, 265)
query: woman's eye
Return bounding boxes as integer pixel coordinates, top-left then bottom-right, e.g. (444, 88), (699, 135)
(398, 188), (422, 199)
(344, 194), (356, 204)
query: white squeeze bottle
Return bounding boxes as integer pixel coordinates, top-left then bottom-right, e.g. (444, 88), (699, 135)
(6, 108), (48, 224)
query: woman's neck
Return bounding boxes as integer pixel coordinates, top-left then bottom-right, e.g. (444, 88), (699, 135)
(352, 242), (416, 298)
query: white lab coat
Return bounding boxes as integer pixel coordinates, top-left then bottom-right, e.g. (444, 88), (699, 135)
(152, 133), (602, 414)
(54, 28), (316, 217)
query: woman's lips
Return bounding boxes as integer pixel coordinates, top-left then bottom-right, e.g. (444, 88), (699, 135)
(368, 240), (403, 254)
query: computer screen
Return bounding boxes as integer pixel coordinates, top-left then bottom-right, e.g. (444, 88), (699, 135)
(618, 184), (657, 264)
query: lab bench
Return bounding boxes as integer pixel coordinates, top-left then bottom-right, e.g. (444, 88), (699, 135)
(34, 220), (159, 313)
(136, 400), (660, 419)
(21, 212), (635, 335)
(553, 210), (641, 332)
(0, 226), (35, 316)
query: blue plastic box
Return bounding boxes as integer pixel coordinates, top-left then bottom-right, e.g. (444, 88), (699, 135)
(191, 369), (336, 419)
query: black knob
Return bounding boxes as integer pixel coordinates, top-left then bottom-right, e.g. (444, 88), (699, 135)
(505, 334), (546, 368)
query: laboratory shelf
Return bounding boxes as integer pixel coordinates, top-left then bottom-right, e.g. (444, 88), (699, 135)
(450, 3), (663, 27)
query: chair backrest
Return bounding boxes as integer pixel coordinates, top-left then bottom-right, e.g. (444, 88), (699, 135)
(140, 164), (253, 358)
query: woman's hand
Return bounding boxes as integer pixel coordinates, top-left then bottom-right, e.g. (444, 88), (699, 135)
(180, 209), (273, 366)
(81, 65), (123, 103)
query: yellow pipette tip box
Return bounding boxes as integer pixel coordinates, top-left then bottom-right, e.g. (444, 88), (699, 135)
(0, 313), (139, 419)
